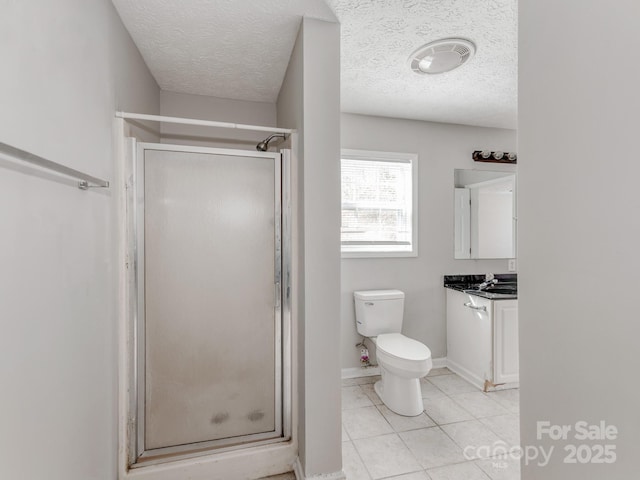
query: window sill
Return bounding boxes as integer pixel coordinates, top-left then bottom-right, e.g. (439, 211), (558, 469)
(341, 250), (418, 259)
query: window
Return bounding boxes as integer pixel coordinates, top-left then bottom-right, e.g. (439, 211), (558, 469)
(341, 149), (418, 257)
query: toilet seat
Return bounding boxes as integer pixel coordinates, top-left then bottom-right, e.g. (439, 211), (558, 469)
(376, 333), (431, 361)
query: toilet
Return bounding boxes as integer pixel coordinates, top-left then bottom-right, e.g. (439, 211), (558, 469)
(354, 289), (432, 416)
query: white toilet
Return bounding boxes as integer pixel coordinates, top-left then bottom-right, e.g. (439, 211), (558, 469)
(354, 289), (432, 416)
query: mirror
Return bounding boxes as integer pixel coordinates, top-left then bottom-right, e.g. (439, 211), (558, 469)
(454, 169), (516, 259)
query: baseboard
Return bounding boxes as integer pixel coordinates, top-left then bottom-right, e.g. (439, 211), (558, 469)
(341, 357), (447, 379)
(293, 457), (345, 480)
(445, 358), (486, 390)
(432, 357), (447, 369)
(445, 359), (519, 391)
(341, 365), (380, 379)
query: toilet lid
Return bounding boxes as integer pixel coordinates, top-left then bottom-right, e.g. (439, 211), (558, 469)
(376, 333), (431, 361)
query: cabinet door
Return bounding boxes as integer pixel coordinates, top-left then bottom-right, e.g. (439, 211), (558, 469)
(493, 300), (519, 384)
(446, 289), (493, 387)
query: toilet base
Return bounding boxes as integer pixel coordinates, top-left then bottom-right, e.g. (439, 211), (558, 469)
(375, 367), (425, 416)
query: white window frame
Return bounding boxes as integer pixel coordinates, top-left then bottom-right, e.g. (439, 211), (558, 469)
(341, 149), (418, 258)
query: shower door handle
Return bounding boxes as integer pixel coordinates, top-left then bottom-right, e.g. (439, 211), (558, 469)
(275, 282), (281, 308)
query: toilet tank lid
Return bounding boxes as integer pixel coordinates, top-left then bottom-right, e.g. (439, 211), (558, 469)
(354, 289), (404, 300)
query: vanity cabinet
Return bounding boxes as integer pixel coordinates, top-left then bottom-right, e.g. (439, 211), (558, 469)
(493, 299), (519, 385)
(446, 288), (519, 391)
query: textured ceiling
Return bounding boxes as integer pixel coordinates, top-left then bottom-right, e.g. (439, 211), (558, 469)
(112, 0), (517, 129)
(327, 0), (518, 129)
(111, 0), (336, 102)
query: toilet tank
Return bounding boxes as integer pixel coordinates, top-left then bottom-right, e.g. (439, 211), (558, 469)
(354, 290), (405, 337)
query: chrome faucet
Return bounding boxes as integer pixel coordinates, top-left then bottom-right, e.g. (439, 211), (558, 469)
(477, 278), (498, 290)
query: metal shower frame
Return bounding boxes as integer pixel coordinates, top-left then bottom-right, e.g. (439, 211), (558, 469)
(124, 139), (292, 468)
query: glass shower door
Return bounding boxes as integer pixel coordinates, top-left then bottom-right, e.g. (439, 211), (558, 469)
(134, 144), (283, 460)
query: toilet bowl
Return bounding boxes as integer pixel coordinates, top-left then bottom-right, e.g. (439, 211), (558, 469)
(373, 333), (432, 416)
(354, 290), (433, 417)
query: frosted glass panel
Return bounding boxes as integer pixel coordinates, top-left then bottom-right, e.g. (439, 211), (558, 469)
(143, 149), (277, 450)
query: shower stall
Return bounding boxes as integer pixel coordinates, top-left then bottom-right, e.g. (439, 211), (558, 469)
(124, 138), (291, 466)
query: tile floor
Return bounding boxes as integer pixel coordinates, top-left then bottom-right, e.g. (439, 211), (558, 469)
(342, 368), (521, 480)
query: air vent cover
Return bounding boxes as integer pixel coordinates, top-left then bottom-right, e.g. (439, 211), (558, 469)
(408, 38), (476, 75)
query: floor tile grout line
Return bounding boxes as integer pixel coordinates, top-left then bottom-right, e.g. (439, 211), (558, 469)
(438, 391), (518, 446)
(342, 420), (352, 442)
(351, 432), (425, 480)
(395, 423), (435, 477)
(478, 413), (520, 447)
(427, 458), (505, 478)
(422, 393), (477, 425)
(341, 383), (376, 410)
(422, 379), (481, 426)
(342, 405), (393, 441)
(356, 384), (430, 479)
(360, 383), (385, 407)
(424, 388), (509, 464)
(454, 390), (514, 415)
(343, 372), (519, 480)
(425, 460), (494, 480)
(421, 409), (438, 427)
(425, 373), (455, 380)
(473, 457), (518, 480)
(375, 466), (428, 480)
(444, 390), (483, 420)
(432, 421), (520, 476)
(438, 423), (509, 467)
(376, 404), (438, 433)
(423, 377), (448, 395)
(433, 423), (471, 459)
(347, 439), (375, 480)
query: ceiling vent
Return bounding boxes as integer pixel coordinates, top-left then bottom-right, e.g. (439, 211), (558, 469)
(408, 38), (476, 75)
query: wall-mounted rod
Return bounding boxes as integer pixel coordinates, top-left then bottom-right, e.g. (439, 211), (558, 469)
(0, 141), (109, 190)
(116, 111), (294, 135)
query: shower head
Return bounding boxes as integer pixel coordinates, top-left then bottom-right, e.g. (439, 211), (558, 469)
(256, 133), (286, 152)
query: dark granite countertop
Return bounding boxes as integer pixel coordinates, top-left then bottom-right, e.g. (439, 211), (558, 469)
(444, 274), (518, 300)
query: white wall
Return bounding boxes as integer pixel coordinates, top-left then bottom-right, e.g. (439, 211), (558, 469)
(277, 20), (306, 476)
(0, 1), (159, 479)
(341, 113), (516, 369)
(160, 90), (277, 149)
(277, 17), (343, 478)
(519, 1), (640, 479)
